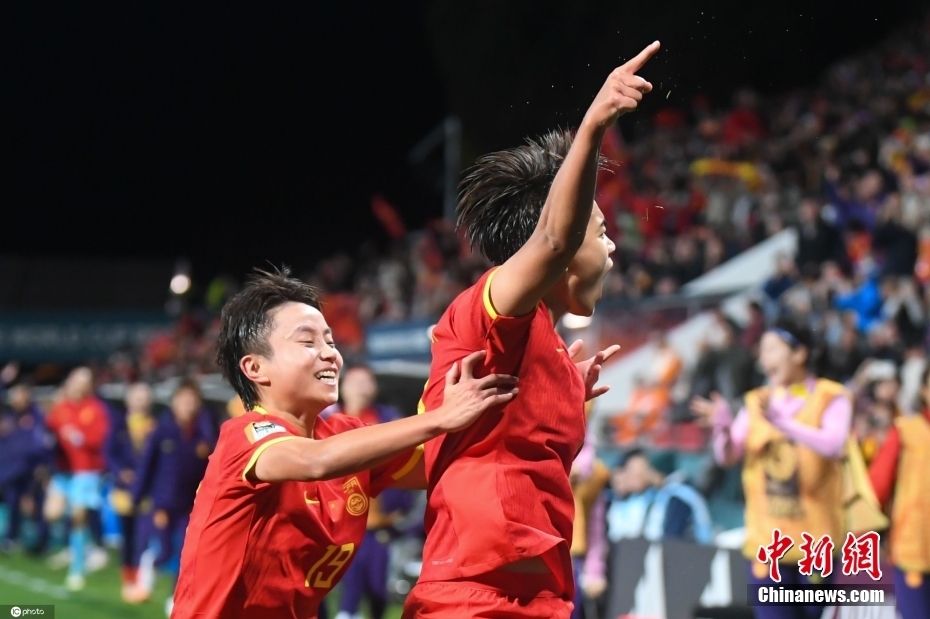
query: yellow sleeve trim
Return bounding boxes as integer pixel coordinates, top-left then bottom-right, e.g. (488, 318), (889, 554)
(482, 267), (501, 320)
(390, 444), (424, 481)
(241, 435), (301, 483)
(416, 380), (429, 415)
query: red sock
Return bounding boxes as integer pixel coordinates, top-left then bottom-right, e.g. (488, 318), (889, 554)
(121, 567), (139, 585)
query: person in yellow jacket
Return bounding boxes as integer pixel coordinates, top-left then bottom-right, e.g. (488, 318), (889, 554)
(868, 365), (930, 619)
(569, 400), (611, 619)
(692, 322), (852, 619)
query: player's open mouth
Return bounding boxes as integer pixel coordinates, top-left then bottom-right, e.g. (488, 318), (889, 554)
(315, 370), (337, 385)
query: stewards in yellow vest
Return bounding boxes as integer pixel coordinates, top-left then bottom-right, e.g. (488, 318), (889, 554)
(568, 400), (611, 619)
(692, 323), (852, 619)
(868, 365), (930, 619)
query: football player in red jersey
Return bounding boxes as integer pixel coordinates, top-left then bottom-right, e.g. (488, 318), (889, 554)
(170, 267), (517, 619)
(403, 41), (660, 619)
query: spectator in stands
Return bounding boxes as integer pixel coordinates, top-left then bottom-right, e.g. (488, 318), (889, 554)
(582, 449), (713, 606)
(833, 270), (885, 333)
(740, 300), (766, 353)
(825, 167), (886, 231)
(794, 196), (847, 272)
(868, 364), (930, 619)
(44, 367), (111, 591)
(129, 380), (216, 609)
(690, 322), (852, 619)
(105, 382), (156, 601)
(873, 195), (918, 277)
(610, 375), (668, 447)
(880, 277), (925, 347)
(690, 315), (756, 409)
(898, 343), (928, 416)
(762, 254), (797, 319)
(822, 320), (866, 383)
(0, 385), (51, 554)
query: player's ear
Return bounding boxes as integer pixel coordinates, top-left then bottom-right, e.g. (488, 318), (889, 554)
(240, 354), (271, 387)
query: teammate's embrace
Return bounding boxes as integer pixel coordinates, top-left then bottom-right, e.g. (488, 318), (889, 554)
(170, 268), (517, 619)
(404, 41), (660, 619)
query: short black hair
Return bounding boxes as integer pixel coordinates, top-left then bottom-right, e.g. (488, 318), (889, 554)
(622, 447), (648, 467)
(768, 319), (813, 353)
(457, 129), (608, 265)
(216, 266), (321, 410)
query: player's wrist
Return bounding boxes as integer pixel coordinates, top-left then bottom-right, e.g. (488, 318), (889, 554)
(434, 402), (480, 434)
(578, 114), (611, 137)
(420, 406), (452, 435)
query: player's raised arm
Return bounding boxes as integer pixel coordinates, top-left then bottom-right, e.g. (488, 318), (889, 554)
(486, 42), (659, 317)
(251, 351), (517, 484)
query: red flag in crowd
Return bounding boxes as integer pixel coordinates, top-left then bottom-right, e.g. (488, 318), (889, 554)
(371, 194), (407, 240)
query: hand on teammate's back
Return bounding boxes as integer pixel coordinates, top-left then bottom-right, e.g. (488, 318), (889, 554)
(436, 350), (519, 432)
(583, 40), (661, 130)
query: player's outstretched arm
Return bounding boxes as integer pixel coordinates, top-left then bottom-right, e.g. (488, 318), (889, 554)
(489, 41), (660, 318)
(251, 351), (517, 484)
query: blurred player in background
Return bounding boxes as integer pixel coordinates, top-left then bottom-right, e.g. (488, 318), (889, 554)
(105, 382), (156, 601)
(869, 365), (930, 619)
(44, 367), (111, 590)
(691, 322), (853, 619)
(0, 384), (51, 554)
(403, 42), (660, 619)
(171, 268), (518, 619)
(326, 366), (417, 619)
(129, 379), (216, 611)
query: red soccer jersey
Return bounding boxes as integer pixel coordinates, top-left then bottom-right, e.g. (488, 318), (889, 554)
(45, 396), (110, 473)
(418, 268), (586, 597)
(171, 410), (421, 619)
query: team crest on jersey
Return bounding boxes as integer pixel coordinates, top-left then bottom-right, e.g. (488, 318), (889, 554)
(343, 477), (369, 516)
(245, 421), (286, 444)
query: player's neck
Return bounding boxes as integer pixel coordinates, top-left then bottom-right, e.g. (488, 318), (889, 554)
(543, 292), (568, 327)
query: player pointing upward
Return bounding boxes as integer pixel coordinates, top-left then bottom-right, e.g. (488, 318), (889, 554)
(403, 42), (660, 619)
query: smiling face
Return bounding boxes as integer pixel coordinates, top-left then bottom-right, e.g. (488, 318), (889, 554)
(241, 301), (343, 412)
(562, 204), (616, 317)
(758, 331), (807, 388)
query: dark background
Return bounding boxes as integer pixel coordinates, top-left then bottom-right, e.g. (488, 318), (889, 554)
(6, 0), (930, 280)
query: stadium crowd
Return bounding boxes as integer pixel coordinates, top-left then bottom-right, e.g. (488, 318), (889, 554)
(2, 14), (930, 619)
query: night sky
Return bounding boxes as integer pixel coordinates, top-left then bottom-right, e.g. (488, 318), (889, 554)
(6, 1), (930, 282)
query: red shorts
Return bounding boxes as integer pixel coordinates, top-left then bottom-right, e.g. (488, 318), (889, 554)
(402, 570), (572, 619)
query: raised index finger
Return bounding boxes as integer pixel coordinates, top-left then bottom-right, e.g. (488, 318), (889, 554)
(599, 344), (622, 363)
(619, 40), (660, 74)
